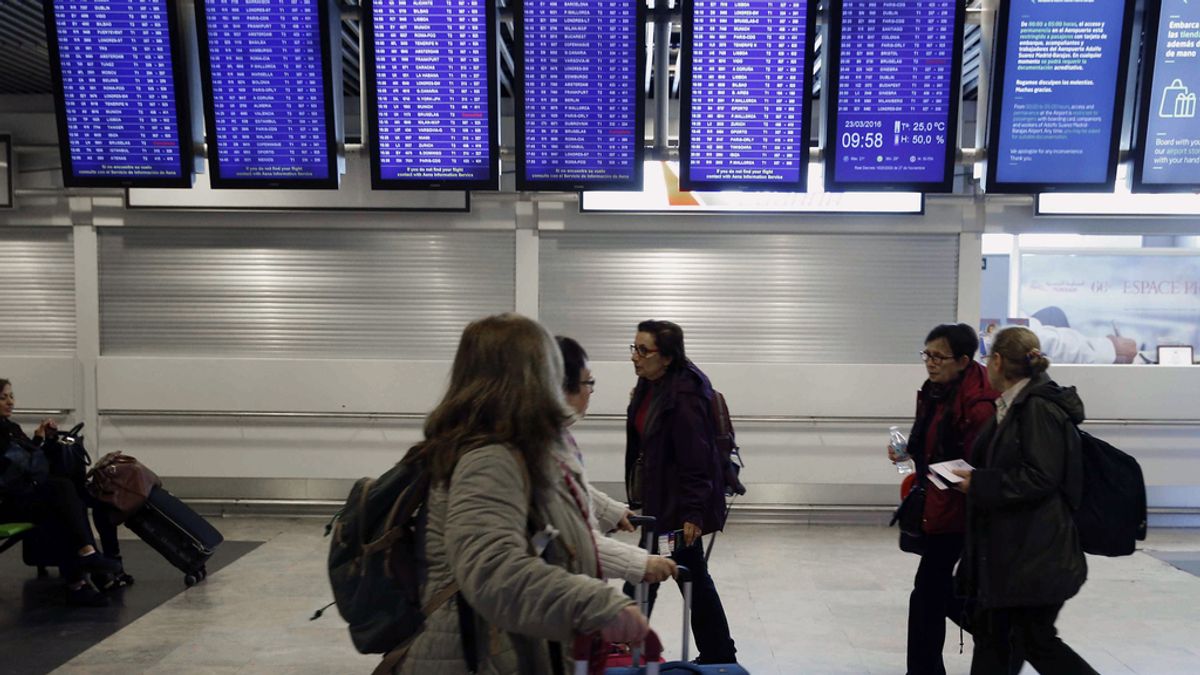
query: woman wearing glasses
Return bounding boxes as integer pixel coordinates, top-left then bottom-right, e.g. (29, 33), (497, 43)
(890, 324), (998, 675)
(556, 336), (678, 587)
(625, 320), (737, 666)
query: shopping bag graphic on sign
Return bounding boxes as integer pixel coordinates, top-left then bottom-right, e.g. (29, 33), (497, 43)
(1159, 79), (1197, 119)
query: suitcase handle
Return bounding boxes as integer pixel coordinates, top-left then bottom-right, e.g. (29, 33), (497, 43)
(628, 515), (656, 528)
(675, 565), (694, 662)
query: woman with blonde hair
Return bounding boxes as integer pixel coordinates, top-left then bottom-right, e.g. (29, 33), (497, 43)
(953, 326), (1095, 675)
(397, 314), (647, 675)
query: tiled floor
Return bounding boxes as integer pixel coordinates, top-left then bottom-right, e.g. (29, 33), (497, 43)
(39, 519), (1200, 674)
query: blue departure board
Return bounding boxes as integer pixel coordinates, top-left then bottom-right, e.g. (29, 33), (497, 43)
(1134, 0), (1200, 192)
(197, 0), (339, 188)
(516, 0), (645, 191)
(988, 0), (1134, 193)
(681, 0), (815, 191)
(365, 0), (498, 190)
(826, 0), (963, 192)
(44, 0), (193, 188)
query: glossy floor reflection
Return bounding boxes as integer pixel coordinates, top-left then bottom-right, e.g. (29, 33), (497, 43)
(11, 519), (1200, 674)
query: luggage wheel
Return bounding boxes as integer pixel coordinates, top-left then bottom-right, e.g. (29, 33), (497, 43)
(184, 567), (209, 587)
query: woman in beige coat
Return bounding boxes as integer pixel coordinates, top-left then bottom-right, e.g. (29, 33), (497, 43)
(397, 314), (648, 675)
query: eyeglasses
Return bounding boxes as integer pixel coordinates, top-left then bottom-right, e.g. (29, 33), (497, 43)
(629, 344), (660, 358)
(581, 378), (596, 390)
(920, 350), (954, 365)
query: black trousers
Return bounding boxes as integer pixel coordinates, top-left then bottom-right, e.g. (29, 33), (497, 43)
(623, 535), (737, 664)
(907, 533), (967, 675)
(970, 604), (1098, 675)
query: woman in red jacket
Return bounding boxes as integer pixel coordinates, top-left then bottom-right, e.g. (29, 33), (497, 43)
(890, 324), (998, 675)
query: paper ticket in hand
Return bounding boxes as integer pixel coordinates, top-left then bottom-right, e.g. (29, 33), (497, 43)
(927, 471), (950, 490)
(929, 459), (975, 485)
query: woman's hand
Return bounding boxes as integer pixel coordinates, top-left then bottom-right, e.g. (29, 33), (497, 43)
(887, 445), (899, 463)
(600, 605), (650, 643)
(952, 468), (973, 493)
(642, 555), (678, 583)
(34, 418), (58, 440)
(616, 510), (637, 533)
(682, 522), (702, 547)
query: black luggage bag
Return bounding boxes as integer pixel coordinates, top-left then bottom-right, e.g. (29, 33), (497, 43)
(125, 485), (223, 586)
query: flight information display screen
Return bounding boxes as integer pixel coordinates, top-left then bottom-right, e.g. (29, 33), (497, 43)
(516, 0), (645, 191)
(681, 0), (814, 191)
(988, 0), (1134, 192)
(44, 0), (193, 187)
(826, 0), (963, 192)
(366, 0), (498, 190)
(1134, 0), (1200, 192)
(197, 0), (339, 188)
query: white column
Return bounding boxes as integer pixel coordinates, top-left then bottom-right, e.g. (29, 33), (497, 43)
(70, 197), (101, 444)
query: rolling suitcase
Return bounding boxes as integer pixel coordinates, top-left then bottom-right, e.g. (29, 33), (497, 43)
(125, 485), (223, 586)
(577, 563), (749, 675)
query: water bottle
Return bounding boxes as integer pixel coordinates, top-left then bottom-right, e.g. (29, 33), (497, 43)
(889, 425), (915, 475)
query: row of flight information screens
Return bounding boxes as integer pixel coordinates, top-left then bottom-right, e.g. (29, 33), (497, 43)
(40, 0), (1200, 194)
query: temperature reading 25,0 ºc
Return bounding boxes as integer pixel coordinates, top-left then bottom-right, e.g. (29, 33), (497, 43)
(841, 132), (884, 149)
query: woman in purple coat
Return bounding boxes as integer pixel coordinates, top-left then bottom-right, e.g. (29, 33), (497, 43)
(624, 320), (737, 665)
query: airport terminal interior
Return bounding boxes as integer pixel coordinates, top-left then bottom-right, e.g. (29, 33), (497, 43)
(2, 0), (1200, 673)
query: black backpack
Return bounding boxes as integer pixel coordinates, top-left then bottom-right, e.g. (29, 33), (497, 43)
(325, 450), (437, 656)
(1073, 429), (1147, 557)
(710, 391), (746, 497)
(322, 446), (530, 672)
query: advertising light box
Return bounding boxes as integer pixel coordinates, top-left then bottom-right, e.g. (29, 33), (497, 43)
(680, 0), (815, 192)
(987, 0), (1134, 193)
(44, 0), (194, 188)
(365, 0), (499, 190)
(197, 0), (341, 188)
(1134, 0), (1200, 192)
(826, 0), (964, 192)
(515, 0), (645, 191)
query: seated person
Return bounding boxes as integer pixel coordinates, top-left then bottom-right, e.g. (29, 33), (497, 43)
(1, 378), (125, 605)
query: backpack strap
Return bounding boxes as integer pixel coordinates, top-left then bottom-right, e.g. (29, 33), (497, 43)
(376, 448), (536, 675)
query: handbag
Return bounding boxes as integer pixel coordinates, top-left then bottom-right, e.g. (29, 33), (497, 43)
(0, 438), (51, 497)
(891, 473), (927, 538)
(890, 445), (929, 555)
(86, 451), (162, 524)
(45, 423), (91, 487)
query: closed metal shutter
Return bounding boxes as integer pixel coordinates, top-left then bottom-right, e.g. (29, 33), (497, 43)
(99, 228), (515, 358)
(540, 232), (959, 364)
(0, 227), (76, 354)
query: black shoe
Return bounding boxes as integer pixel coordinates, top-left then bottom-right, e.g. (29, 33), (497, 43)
(77, 552), (123, 576)
(93, 570), (135, 591)
(67, 584), (109, 607)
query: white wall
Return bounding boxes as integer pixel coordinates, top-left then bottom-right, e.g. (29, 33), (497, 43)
(3, 106), (1200, 511)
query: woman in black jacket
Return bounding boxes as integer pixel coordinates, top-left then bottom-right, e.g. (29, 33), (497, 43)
(951, 327), (1096, 675)
(1, 378), (124, 606)
(625, 320), (737, 665)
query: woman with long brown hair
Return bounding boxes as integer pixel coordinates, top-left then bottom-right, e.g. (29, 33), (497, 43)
(397, 314), (647, 675)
